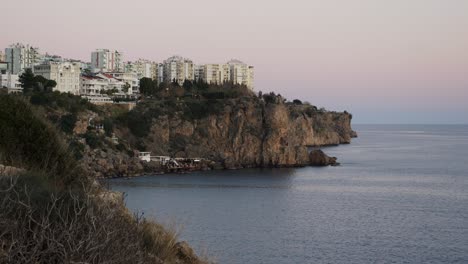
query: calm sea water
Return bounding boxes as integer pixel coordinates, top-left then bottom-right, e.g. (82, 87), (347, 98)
(109, 125), (468, 264)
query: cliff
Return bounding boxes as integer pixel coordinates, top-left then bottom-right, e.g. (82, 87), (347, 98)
(115, 96), (356, 170)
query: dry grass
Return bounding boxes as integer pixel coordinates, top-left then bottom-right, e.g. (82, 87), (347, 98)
(0, 174), (212, 264)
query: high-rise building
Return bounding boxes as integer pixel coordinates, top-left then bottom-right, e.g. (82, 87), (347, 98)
(162, 55), (194, 85)
(91, 49), (123, 72)
(227, 59), (254, 90)
(202, 64), (231, 85)
(5, 43), (42, 74)
(0, 51), (5, 62)
(33, 61), (81, 95)
(133, 59), (155, 79)
(193, 64), (204, 82)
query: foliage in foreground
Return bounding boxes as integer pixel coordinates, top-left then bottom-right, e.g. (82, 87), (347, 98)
(0, 94), (211, 264)
(0, 175), (187, 264)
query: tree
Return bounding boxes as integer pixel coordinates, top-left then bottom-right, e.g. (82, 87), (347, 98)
(293, 99), (302, 105)
(123, 82), (131, 94)
(139, 77), (157, 96)
(182, 79), (193, 91)
(33, 75), (56, 92)
(19, 69), (36, 93)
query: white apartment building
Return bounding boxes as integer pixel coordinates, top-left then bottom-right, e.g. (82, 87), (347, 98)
(203, 64), (231, 85)
(227, 59), (254, 90)
(33, 61), (81, 95)
(162, 56), (194, 85)
(80, 75), (116, 95)
(5, 43), (42, 74)
(91, 49), (123, 72)
(157, 64), (164, 84)
(0, 73), (21, 90)
(125, 59), (158, 80)
(193, 65), (204, 82)
(0, 51), (5, 62)
(104, 72), (139, 95)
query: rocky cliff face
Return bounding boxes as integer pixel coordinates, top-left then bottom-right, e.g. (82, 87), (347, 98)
(116, 97), (356, 169)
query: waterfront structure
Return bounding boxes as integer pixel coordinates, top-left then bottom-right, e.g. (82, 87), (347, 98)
(91, 49), (123, 72)
(5, 43), (42, 74)
(227, 59), (254, 90)
(33, 61), (81, 95)
(162, 55), (194, 85)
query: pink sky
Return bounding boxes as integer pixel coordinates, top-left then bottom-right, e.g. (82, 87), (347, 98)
(2, 0), (467, 123)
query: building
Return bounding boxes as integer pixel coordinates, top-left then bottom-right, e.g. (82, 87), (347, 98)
(33, 61), (81, 95)
(125, 59), (159, 80)
(41, 53), (63, 63)
(157, 63), (164, 84)
(0, 51), (5, 62)
(134, 59), (154, 79)
(5, 43), (42, 74)
(80, 75), (119, 96)
(104, 72), (139, 95)
(81, 94), (113, 105)
(162, 55), (194, 85)
(227, 59), (254, 90)
(203, 64), (231, 85)
(0, 62), (8, 74)
(0, 72), (21, 92)
(91, 49), (123, 72)
(193, 64), (204, 82)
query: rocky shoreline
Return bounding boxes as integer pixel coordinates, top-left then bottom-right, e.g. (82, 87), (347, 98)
(60, 94), (359, 178)
(84, 146), (348, 179)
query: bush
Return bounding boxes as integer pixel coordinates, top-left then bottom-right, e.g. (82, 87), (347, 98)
(103, 118), (114, 137)
(0, 95), (84, 186)
(60, 113), (77, 134)
(83, 131), (101, 149)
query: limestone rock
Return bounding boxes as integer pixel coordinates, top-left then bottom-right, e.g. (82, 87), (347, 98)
(309, 149), (339, 166)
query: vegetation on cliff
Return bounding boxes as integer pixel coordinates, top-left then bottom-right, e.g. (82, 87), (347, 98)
(1, 80), (356, 177)
(0, 94), (210, 263)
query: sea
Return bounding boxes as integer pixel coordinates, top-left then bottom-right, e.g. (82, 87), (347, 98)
(109, 125), (468, 264)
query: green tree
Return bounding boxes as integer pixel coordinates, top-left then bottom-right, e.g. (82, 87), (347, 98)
(139, 77), (157, 95)
(123, 82), (131, 93)
(60, 114), (77, 134)
(34, 75), (57, 92)
(182, 79), (193, 91)
(19, 69), (36, 92)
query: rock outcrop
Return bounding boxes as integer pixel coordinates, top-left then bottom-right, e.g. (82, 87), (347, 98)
(309, 149), (339, 166)
(116, 97), (356, 170)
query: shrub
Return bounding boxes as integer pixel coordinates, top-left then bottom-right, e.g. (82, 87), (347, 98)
(83, 131), (101, 149)
(60, 113), (77, 134)
(0, 95), (84, 186)
(293, 99), (302, 105)
(103, 118), (114, 137)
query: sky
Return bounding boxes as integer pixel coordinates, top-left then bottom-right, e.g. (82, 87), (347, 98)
(1, 0), (467, 124)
